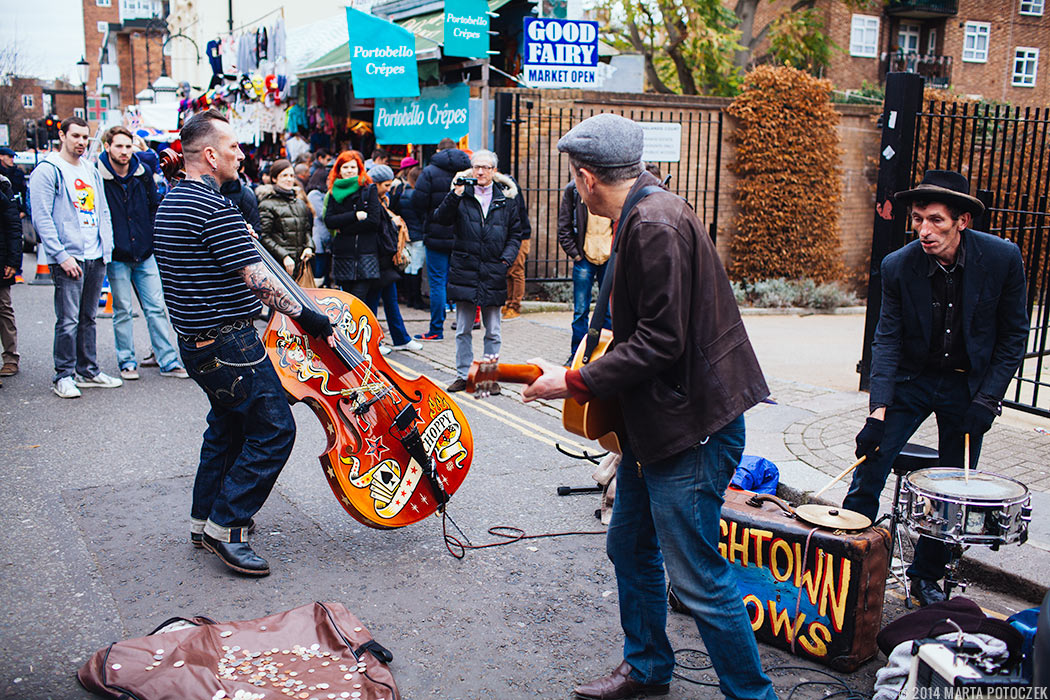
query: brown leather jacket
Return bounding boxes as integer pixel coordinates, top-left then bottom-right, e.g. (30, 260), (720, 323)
(579, 172), (769, 464)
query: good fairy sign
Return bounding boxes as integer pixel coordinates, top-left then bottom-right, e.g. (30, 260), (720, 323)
(521, 17), (599, 88)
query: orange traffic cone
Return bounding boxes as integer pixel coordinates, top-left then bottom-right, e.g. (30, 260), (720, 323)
(98, 291), (114, 318)
(30, 261), (52, 285)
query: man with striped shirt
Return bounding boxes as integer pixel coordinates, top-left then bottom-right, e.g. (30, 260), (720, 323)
(154, 110), (335, 577)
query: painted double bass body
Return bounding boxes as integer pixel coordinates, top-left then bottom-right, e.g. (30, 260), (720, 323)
(263, 288), (474, 529)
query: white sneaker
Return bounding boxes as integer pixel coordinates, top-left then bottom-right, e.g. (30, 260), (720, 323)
(120, 366), (140, 380)
(391, 339), (423, 352)
(74, 371), (123, 389)
(53, 376), (82, 399)
(378, 344), (392, 356)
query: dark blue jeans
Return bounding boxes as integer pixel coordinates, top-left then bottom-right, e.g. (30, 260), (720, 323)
(609, 416), (776, 699)
(843, 369), (979, 581)
(179, 326), (295, 543)
(366, 282), (411, 346)
(571, 258), (611, 355)
(51, 257), (106, 382)
(425, 247), (450, 336)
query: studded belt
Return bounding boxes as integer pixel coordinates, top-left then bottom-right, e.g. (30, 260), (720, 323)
(178, 318), (255, 344)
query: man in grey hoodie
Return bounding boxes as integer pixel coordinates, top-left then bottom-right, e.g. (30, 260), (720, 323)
(30, 116), (121, 398)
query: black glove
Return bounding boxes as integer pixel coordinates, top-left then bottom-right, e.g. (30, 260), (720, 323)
(961, 401), (996, 436)
(855, 417), (885, 459)
(297, 307), (334, 339)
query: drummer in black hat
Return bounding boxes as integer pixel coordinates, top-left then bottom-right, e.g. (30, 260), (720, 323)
(845, 169), (1029, 606)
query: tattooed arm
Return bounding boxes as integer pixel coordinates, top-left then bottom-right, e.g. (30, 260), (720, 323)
(239, 261), (303, 316)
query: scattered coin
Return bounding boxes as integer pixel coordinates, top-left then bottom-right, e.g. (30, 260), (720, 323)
(110, 664), (121, 670)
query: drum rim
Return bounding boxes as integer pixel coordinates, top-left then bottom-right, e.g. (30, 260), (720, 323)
(902, 467), (1030, 504)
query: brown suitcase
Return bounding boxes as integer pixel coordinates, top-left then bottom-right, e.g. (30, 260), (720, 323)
(719, 489), (890, 671)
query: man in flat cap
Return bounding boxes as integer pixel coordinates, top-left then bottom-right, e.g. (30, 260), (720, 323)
(523, 113), (775, 700)
(846, 169), (1028, 606)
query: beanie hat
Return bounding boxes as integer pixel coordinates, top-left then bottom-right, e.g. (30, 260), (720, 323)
(368, 164), (394, 184)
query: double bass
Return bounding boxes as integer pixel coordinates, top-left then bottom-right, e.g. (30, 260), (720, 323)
(160, 149), (473, 529)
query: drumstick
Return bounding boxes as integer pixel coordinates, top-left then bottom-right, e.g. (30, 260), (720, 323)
(813, 456), (866, 499)
(964, 433), (970, 483)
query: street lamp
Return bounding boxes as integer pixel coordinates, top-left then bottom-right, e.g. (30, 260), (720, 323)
(76, 56), (89, 116)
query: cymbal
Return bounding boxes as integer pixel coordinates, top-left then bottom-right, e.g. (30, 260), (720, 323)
(794, 504), (871, 530)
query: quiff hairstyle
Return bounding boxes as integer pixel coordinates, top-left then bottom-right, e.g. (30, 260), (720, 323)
(180, 109), (230, 158)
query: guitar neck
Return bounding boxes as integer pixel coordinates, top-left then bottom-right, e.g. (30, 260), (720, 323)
(493, 364), (543, 385)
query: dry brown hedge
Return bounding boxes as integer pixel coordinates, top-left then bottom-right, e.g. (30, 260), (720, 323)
(726, 66), (844, 283)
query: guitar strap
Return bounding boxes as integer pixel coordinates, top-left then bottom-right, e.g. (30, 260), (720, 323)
(581, 184), (664, 365)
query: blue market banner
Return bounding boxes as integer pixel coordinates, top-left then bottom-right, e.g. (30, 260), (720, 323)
(346, 8), (419, 99)
(522, 17), (599, 88)
(374, 84), (470, 144)
(443, 0), (489, 59)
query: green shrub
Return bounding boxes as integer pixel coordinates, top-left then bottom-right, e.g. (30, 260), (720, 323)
(737, 278), (858, 309)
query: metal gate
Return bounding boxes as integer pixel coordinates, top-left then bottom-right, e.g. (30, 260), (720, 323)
(493, 90), (724, 281)
(910, 101), (1050, 418)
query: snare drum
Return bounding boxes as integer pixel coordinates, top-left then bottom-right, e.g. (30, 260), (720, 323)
(901, 468), (1032, 546)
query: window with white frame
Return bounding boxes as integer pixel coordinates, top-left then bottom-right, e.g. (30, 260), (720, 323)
(96, 0), (111, 6)
(928, 28), (938, 55)
(73, 108), (86, 119)
(899, 24), (920, 54)
(1020, 0), (1044, 16)
(850, 14), (880, 58)
(21, 94), (34, 109)
(97, 21), (108, 33)
(1012, 47), (1039, 86)
(963, 22), (990, 62)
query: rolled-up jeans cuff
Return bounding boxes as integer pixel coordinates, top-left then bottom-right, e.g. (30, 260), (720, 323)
(190, 518), (206, 535)
(204, 519), (251, 543)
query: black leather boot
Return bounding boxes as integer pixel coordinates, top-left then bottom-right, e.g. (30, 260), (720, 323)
(201, 534), (270, 576)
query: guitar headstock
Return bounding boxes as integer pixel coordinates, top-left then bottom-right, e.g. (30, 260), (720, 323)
(466, 353), (501, 397)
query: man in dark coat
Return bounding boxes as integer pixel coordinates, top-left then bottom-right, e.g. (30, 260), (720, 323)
(846, 169), (1029, 607)
(412, 138), (471, 341)
(432, 149), (521, 393)
(522, 114), (774, 700)
(220, 177), (262, 233)
(99, 126), (186, 380)
(0, 148), (27, 216)
(0, 175), (21, 381)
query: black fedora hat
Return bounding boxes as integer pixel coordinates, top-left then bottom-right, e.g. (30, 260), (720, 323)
(895, 170), (985, 217)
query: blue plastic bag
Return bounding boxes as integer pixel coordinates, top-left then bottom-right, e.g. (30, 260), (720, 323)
(731, 455), (780, 494)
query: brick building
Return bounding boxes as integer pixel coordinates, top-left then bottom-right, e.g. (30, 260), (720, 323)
(82, 0), (171, 126)
(750, 0), (1050, 107)
(1, 77), (85, 150)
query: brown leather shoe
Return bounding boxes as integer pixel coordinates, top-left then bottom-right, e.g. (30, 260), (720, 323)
(573, 661), (670, 700)
(0, 362), (17, 377)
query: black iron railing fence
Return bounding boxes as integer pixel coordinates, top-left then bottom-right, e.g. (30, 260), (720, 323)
(911, 101), (1050, 417)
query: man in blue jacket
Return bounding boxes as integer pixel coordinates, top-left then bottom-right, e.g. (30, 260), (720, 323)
(846, 170), (1029, 606)
(30, 116), (122, 398)
(99, 126), (186, 380)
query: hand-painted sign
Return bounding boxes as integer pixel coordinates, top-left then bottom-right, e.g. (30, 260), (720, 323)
(444, 0), (489, 59)
(521, 17), (599, 88)
(374, 84), (470, 145)
(346, 7), (419, 99)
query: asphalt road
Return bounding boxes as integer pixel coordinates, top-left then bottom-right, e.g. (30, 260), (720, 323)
(0, 280), (1036, 700)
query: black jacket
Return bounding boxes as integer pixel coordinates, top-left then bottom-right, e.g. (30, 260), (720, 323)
(390, 184), (424, 243)
(869, 228), (1029, 410)
(220, 179), (262, 232)
(556, 181), (590, 259)
(433, 171), (522, 307)
(0, 164), (27, 213)
(324, 185), (382, 259)
(413, 148), (471, 253)
(0, 186), (21, 287)
(99, 152), (159, 263)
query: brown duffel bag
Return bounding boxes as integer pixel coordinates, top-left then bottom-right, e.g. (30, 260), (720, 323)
(77, 601), (400, 700)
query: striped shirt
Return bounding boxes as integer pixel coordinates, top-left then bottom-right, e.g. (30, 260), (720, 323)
(153, 179), (262, 335)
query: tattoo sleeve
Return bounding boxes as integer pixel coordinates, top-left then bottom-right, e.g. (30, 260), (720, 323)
(240, 261), (303, 316)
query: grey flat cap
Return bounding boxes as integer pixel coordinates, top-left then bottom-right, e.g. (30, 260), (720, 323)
(368, 164), (395, 183)
(557, 113), (644, 168)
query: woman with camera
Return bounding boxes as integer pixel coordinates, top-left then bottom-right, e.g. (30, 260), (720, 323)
(431, 149), (522, 393)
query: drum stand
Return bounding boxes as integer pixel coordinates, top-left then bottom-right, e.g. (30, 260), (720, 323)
(943, 543), (968, 599)
(888, 443), (940, 608)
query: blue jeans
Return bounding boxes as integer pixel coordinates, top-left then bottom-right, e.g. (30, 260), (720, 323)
(843, 369), (972, 581)
(179, 326), (296, 543)
(454, 302), (501, 380)
(51, 257), (106, 382)
(571, 258), (611, 355)
(426, 247), (451, 336)
(609, 416), (776, 699)
(107, 256), (181, 371)
(366, 282), (411, 346)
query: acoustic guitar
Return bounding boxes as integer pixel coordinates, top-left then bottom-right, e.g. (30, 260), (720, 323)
(466, 328), (624, 453)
